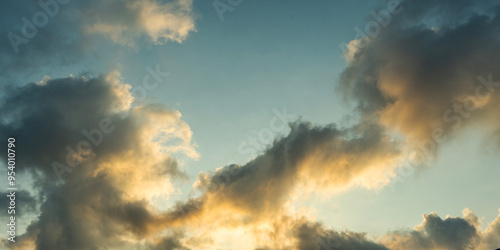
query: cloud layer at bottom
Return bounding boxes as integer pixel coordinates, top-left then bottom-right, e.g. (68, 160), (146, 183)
(0, 72), (498, 250)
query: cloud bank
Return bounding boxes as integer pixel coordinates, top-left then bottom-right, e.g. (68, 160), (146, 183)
(0, 73), (198, 249)
(340, 0), (500, 160)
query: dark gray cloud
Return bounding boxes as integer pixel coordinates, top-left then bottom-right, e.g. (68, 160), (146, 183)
(257, 210), (500, 250)
(291, 218), (388, 250)
(140, 121), (401, 249)
(21, 175), (154, 249)
(0, 0), (196, 79)
(0, 73), (198, 249)
(159, 121), (400, 227)
(381, 209), (488, 250)
(255, 216), (387, 250)
(0, 72), (133, 179)
(149, 230), (189, 250)
(339, 0), (500, 157)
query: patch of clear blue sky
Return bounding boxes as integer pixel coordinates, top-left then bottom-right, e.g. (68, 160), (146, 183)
(121, 0), (382, 173)
(17, 0), (499, 236)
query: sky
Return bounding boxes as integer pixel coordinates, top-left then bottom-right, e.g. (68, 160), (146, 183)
(0, 0), (500, 249)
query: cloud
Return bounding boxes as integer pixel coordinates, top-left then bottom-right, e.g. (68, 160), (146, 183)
(380, 208), (500, 250)
(160, 121), (400, 225)
(339, 0), (500, 158)
(481, 209), (500, 250)
(0, 0), (196, 78)
(0, 71), (133, 177)
(133, 120), (402, 248)
(149, 230), (189, 250)
(290, 217), (388, 250)
(81, 0), (196, 46)
(0, 72), (198, 249)
(251, 209), (500, 250)
(250, 216), (388, 250)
